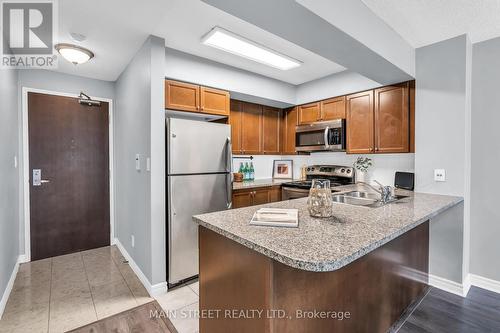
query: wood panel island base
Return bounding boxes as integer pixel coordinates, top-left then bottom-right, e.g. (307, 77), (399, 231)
(198, 222), (429, 333)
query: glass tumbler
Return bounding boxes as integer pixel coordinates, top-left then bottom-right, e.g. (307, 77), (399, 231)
(307, 179), (334, 218)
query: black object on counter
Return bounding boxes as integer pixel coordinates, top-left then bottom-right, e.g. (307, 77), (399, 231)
(395, 172), (414, 191)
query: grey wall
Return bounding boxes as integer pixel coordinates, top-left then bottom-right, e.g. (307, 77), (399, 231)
(295, 70), (381, 104)
(16, 70), (115, 255)
(165, 47), (296, 106)
(0, 68), (19, 307)
(415, 35), (471, 283)
(470, 36), (500, 282)
(115, 36), (166, 285)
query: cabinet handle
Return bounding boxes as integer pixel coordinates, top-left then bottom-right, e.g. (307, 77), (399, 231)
(375, 147), (379, 152)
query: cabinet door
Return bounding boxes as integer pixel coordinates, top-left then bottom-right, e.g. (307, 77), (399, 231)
(298, 102), (320, 124)
(232, 190), (253, 209)
(374, 83), (409, 153)
(262, 106), (280, 154)
(241, 102), (263, 154)
(200, 86), (230, 116)
(346, 91), (374, 154)
(269, 186), (282, 203)
(165, 80), (199, 112)
(252, 188), (270, 206)
(281, 107), (298, 155)
(321, 96), (346, 120)
(229, 100), (242, 154)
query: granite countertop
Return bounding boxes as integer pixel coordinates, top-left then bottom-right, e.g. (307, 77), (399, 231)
(232, 178), (294, 190)
(193, 184), (463, 272)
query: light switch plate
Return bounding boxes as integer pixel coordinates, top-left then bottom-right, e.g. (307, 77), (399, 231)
(14, 155), (17, 169)
(434, 169), (446, 182)
(135, 154), (141, 171)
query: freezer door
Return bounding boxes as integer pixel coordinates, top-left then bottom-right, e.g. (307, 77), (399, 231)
(168, 118), (231, 175)
(168, 173), (230, 284)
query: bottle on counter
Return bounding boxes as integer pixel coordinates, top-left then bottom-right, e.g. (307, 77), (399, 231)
(244, 162), (250, 181)
(249, 162), (255, 180)
(238, 162), (244, 174)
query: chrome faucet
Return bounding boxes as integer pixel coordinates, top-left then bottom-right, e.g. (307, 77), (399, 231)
(356, 180), (394, 203)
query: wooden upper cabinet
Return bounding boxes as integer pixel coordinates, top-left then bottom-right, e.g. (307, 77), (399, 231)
(346, 91), (374, 154)
(200, 86), (230, 116)
(165, 80), (199, 112)
(165, 80), (230, 116)
(281, 107), (298, 155)
(230, 100), (242, 154)
(374, 82), (409, 153)
(298, 102), (321, 124)
(262, 106), (280, 154)
(321, 96), (346, 120)
(240, 102), (263, 154)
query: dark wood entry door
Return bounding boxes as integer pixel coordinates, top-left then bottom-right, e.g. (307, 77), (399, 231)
(28, 92), (110, 261)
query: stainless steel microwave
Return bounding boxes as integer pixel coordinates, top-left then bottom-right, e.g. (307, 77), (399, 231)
(295, 119), (346, 152)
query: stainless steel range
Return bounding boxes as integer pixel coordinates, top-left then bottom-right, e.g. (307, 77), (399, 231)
(281, 165), (355, 200)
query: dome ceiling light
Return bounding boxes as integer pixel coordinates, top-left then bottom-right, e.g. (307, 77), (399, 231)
(55, 43), (94, 65)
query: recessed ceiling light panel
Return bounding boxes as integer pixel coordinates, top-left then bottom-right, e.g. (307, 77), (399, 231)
(55, 43), (94, 65)
(201, 27), (301, 70)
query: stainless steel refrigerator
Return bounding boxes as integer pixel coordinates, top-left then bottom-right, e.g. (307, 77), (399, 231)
(166, 117), (232, 287)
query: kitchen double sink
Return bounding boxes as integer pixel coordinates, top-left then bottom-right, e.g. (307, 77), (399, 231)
(332, 191), (409, 208)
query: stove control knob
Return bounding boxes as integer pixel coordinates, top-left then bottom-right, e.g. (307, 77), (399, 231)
(307, 167), (311, 171)
(341, 168), (345, 173)
(347, 169), (351, 173)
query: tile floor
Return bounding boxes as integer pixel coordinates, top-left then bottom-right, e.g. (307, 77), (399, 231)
(0, 246), (152, 333)
(155, 282), (200, 333)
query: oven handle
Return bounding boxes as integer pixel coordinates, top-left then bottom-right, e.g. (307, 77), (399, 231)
(324, 126), (330, 150)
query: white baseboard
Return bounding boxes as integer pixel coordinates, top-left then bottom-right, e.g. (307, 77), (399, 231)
(429, 274), (469, 297)
(114, 238), (167, 297)
(0, 256), (23, 319)
(470, 274), (500, 294)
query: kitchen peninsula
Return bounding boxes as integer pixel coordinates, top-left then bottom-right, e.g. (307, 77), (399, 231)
(193, 186), (463, 332)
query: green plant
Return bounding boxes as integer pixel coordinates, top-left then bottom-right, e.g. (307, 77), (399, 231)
(353, 157), (373, 173)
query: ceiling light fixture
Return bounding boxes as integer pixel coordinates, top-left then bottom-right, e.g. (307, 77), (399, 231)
(55, 43), (94, 65)
(201, 27), (301, 70)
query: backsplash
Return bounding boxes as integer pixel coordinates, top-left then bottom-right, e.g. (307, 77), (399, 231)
(233, 153), (415, 186)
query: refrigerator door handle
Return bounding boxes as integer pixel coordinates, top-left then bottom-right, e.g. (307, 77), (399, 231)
(225, 137), (233, 209)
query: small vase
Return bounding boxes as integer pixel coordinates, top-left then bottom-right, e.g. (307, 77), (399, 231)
(356, 170), (366, 183)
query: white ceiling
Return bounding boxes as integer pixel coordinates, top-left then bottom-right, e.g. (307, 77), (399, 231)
(56, 0), (169, 81)
(361, 0), (500, 48)
(53, 0), (345, 84)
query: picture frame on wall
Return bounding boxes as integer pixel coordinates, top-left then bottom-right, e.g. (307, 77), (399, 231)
(272, 160), (293, 179)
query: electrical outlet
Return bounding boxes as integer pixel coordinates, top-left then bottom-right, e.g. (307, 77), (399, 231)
(135, 154), (141, 171)
(131, 235), (135, 248)
(434, 169), (446, 182)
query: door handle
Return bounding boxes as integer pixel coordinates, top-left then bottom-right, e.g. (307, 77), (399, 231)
(40, 180), (50, 184)
(324, 126), (330, 149)
(32, 169), (50, 186)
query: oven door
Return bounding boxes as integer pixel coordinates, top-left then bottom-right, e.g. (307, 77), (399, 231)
(282, 186), (310, 200)
(295, 120), (345, 152)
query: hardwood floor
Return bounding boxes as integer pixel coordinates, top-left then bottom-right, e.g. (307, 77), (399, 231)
(398, 286), (500, 332)
(70, 301), (177, 333)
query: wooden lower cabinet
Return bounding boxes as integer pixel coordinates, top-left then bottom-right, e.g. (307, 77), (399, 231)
(232, 185), (282, 209)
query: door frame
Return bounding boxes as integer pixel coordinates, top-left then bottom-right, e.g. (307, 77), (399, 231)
(21, 87), (115, 262)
